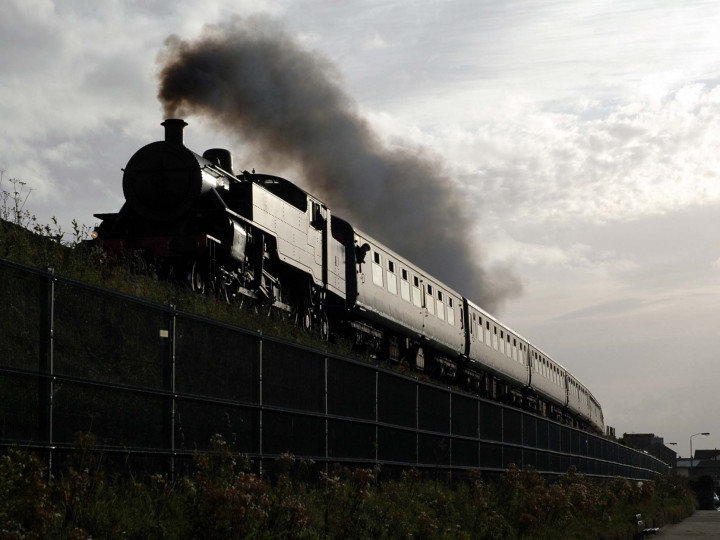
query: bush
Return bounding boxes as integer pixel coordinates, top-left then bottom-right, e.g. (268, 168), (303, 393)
(0, 440), (696, 540)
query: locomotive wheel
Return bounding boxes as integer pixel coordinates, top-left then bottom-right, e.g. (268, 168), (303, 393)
(190, 260), (206, 294)
(302, 305), (312, 332)
(319, 312), (330, 342)
(414, 346), (425, 370)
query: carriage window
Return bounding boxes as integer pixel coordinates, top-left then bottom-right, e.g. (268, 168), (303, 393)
(400, 268), (410, 302)
(372, 252), (383, 287)
(386, 260), (397, 295)
(412, 277), (422, 307)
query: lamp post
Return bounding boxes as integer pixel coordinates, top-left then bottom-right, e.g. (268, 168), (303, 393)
(690, 432), (710, 476)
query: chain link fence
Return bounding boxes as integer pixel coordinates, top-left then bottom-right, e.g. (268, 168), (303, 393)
(0, 258), (668, 480)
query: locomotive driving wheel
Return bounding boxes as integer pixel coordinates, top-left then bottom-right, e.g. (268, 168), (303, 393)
(302, 305), (312, 332)
(319, 311), (330, 342)
(189, 260), (207, 294)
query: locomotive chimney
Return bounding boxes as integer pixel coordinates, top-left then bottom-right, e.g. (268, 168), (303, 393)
(161, 119), (188, 145)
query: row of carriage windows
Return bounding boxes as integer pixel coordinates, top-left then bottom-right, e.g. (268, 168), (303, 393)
(371, 251), (456, 326)
(370, 250), (595, 410)
(469, 314), (525, 366)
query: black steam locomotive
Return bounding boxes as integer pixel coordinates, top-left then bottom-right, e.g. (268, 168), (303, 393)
(94, 120), (604, 434)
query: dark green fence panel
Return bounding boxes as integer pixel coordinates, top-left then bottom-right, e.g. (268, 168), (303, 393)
(327, 359), (375, 420)
(0, 264), (44, 371)
(503, 446), (523, 468)
(479, 402), (503, 442)
(480, 442), (502, 469)
(419, 434), (451, 466)
(503, 409), (522, 445)
(523, 415), (537, 448)
(263, 342), (324, 413)
(378, 373), (415, 428)
(452, 438), (479, 467)
(175, 399), (258, 453)
(53, 382), (165, 448)
(451, 395), (478, 438)
(263, 411), (325, 457)
(328, 419), (375, 460)
(54, 281), (169, 389)
(378, 427), (416, 463)
(418, 384), (449, 434)
(0, 372), (40, 441)
(175, 317), (258, 402)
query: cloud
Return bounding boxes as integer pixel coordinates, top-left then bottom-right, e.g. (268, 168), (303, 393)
(374, 83), (720, 230)
(362, 32), (388, 50)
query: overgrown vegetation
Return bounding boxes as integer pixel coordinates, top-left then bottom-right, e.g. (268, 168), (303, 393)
(0, 436), (695, 540)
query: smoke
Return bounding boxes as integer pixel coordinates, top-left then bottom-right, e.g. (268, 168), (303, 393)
(157, 16), (520, 312)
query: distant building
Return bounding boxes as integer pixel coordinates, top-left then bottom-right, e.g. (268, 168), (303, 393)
(622, 433), (677, 470)
(677, 449), (720, 486)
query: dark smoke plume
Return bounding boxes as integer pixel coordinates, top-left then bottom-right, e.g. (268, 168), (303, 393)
(158, 17), (520, 312)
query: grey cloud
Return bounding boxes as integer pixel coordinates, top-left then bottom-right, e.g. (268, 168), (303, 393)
(0, 3), (64, 75)
(556, 298), (643, 321)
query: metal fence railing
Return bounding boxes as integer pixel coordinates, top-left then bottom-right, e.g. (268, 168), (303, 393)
(0, 258), (669, 480)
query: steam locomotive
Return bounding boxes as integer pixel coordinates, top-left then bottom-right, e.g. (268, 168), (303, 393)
(94, 120), (604, 434)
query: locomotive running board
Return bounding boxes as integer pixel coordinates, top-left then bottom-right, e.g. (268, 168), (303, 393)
(349, 320), (383, 339)
(236, 285), (293, 313)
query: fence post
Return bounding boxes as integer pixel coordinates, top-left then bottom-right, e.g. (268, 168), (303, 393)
(415, 382), (419, 466)
(449, 393), (453, 469)
(375, 370), (379, 465)
(258, 333), (263, 476)
(324, 356), (328, 472)
(38, 268), (55, 475)
(161, 306), (176, 480)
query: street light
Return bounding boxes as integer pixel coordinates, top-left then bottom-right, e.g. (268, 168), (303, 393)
(690, 432), (710, 476)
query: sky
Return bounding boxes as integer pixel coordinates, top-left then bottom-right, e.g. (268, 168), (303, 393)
(2, 0), (720, 460)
